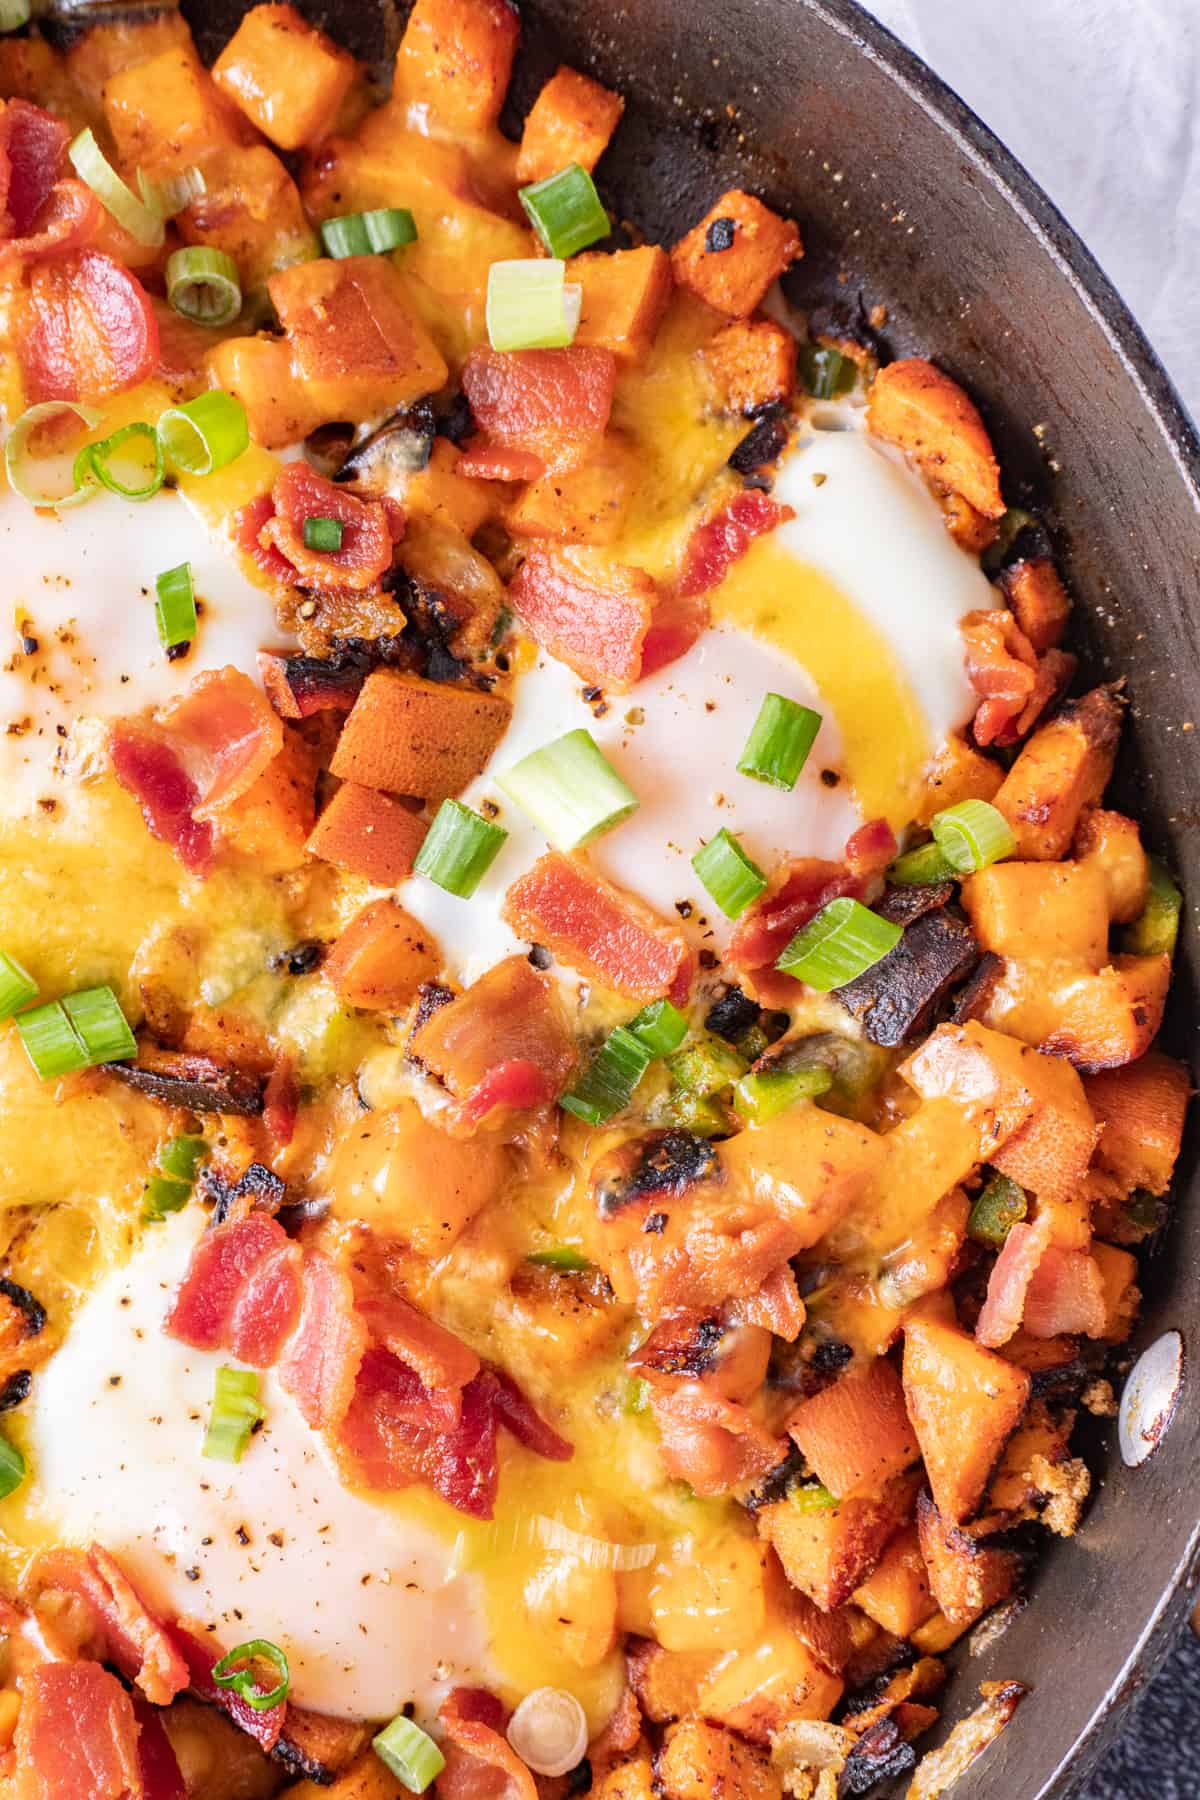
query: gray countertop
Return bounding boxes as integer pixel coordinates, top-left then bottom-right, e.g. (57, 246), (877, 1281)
(1079, 1625), (1200, 1798)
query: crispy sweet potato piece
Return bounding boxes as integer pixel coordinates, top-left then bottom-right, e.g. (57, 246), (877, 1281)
(698, 1626), (844, 1742)
(306, 782), (428, 886)
(517, 64), (624, 182)
(504, 437), (637, 546)
(324, 898), (440, 1009)
(180, 142), (317, 296)
(701, 318), (798, 415)
(993, 686), (1123, 860)
(1000, 556), (1071, 653)
(1084, 1051), (1191, 1196)
(1072, 809), (1148, 923)
(593, 1756), (656, 1800)
(941, 491), (998, 554)
(960, 862), (1109, 966)
(628, 1642), (719, 1722)
(393, 0), (520, 131)
(670, 190), (802, 317)
(657, 1718), (782, 1800)
(907, 1681), (1027, 1800)
(287, 1747), (407, 1797)
(103, 44), (247, 180)
(213, 3), (356, 149)
(1091, 1241), (1139, 1342)
(916, 733), (1004, 823)
(573, 246), (674, 360)
(757, 1472), (919, 1612)
(330, 669), (510, 801)
(218, 723), (319, 872)
(902, 1318), (1031, 1523)
(915, 1494), (1018, 1627)
(866, 358), (1003, 518)
(1038, 953), (1171, 1070)
(786, 1359), (919, 1500)
(851, 1523), (938, 1639)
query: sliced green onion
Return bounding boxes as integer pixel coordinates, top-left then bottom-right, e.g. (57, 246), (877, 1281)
(158, 390), (249, 477)
(486, 258), (582, 352)
(374, 1713), (445, 1793)
(166, 246), (242, 327)
(155, 561), (198, 650)
(733, 1066), (833, 1123)
(212, 1638), (290, 1712)
(967, 1173), (1027, 1250)
(14, 1002), (88, 1079)
(0, 0), (32, 31)
(320, 207), (417, 259)
(526, 1246), (592, 1272)
(146, 1133), (207, 1220)
(888, 840), (956, 886)
(160, 1133), (208, 1181)
(143, 1175), (191, 1221)
(68, 127), (164, 246)
(798, 344), (857, 400)
(519, 163), (609, 259)
(775, 897), (902, 991)
(0, 1436), (25, 1501)
(74, 422), (164, 502)
(930, 799), (1016, 874)
(623, 1376), (651, 1416)
(1123, 857), (1183, 958)
(413, 799), (508, 898)
(692, 829), (767, 919)
(302, 515), (344, 553)
(561, 1025), (651, 1126)
(62, 985), (137, 1063)
(6, 401), (102, 508)
(789, 1480), (839, 1513)
(737, 693), (822, 791)
(203, 1365), (265, 1463)
(666, 1034), (747, 1098)
(500, 728), (637, 850)
(141, 164), (207, 219)
(626, 998), (688, 1058)
(0, 952), (37, 1020)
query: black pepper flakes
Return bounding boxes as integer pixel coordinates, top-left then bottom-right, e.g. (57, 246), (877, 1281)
(820, 768), (840, 788)
(643, 1211), (668, 1234)
(705, 216), (736, 252)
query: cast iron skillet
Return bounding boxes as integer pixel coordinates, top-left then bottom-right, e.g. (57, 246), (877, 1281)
(169, 0), (1200, 1788)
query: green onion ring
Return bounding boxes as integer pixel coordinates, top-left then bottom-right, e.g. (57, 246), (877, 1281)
(5, 402), (102, 509)
(211, 1639), (290, 1712)
(73, 422), (164, 502)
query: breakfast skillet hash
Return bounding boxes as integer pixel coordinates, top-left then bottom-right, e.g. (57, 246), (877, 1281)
(0, 1), (1188, 1795)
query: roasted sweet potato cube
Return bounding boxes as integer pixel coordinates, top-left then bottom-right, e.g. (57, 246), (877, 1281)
(330, 669), (511, 801)
(628, 1641), (718, 1722)
(916, 1494), (1019, 1627)
(504, 437), (637, 545)
(1039, 953), (1171, 1071)
(657, 1718), (782, 1800)
(701, 318), (798, 415)
(213, 4), (356, 149)
(1073, 809), (1149, 924)
(993, 687), (1123, 860)
(279, 1709), (372, 1785)
(650, 1532), (767, 1653)
(984, 1400), (1071, 1517)
(757, 1473), (918, 1612)
(670, 190), (802, 318)
(916, 733), (1003, 823)
(960, 862), (1109, 966)
(393, 0), (520, 132)
(288, 1747), (408, 1798)
(697, 1625), (844, 1742)
(851, 1523), (938, 1638)
(206, 336), (323, 449)
(1091, 1241), (1139, 1342)
(65, 14), (192, 107)
(179, 143), (318, 295)
(218, 723), (319, 872)
(306, 783), (428, 886)
(593, 1757), (656, 1800)
(786, 1358), (918, 1500)
(866, 358), (1003, 519)
(1000, 556), (1071, 653)
(103, 45), (247, 180)
(324, 898), (440, 1010)
(517, 64), (624, 182)
(902, 1318), (1030, 1524)
(572, 247), (673, 360)
(1084, 1051), (1191, 1196)
(941, 491), (998, 555)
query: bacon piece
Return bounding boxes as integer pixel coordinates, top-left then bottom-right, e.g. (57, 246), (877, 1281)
(109, 722), (216, 876)
(263, 1052), (300, 1149)
(460, 345), (617, 476)
(457, 1059), (555, 1126)
(105, 1046), (266, 1115)
(166, 1215), (290, 1352)
(355, 1290), (481, 1397)
(962, 609), (1038, 747)
(19, 250), (159, 404)
(649, 1382), (785, 1496)
(489, 1365), (573, 1461)
(507, 548), (659, 690)
(16, 1663), (143, 1800)
(237, 495), (297, 584)
(456, 442), (546, 482)
(1021, 1243), (1107, 1339)
(410, 954), (577, 1120)
(0, 178), (101, 264)
(845, 818), (899, 878)
(640, 588), (710, 678)
(728, 857), (854, 980)
(438, 1686), (537, 1800)
(132, 1693), (187, 1800)
(256, 463), (396, 593)
(678, 489), (793, 598)
(0, 99), (68, 239)
(227, 1238), (304, 1366)
(166, 1622), (286, 1753)
(503, 853), (694, 1006)
(26, 1546), (189, 1706)
(278, 1249), (368, 1431)
(258, 647), (373, 718)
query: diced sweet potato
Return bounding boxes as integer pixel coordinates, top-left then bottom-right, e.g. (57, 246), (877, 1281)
(323, 898), (440, 1009)
(1039, 953), (1171, 1071)
(1000, 556), (1071, 653)
(1084, 1051), (1191, 1196)
(701, 318), (798, 416)
(916, 733), (1004, 823)
(866, 359), (1003, 518)
(698, 1627), (844, 1742)
(670, 190), (802, 318)
(214, 723), (319, 871)
(851, 1523), (938, 1639)
(657, 1718), (782, 1800)
(505, 437), (637, 545)
(1073, 809), (1149, 924)
(288, 1748), (406, 1798)
(902, 1318), (1030, 1523)
(330, 669), (510, 801)
(65, 13), (193, 110)
(993, 687), (1123, 860)
(213, 4), (356, 149)
(757, 1473), (918, 1612)
(984, 1399), (1071, 1518)
(915, 1494), (1019, 1627)
(206, 336), (324, 448)
(960, 862), (1109, 966)
(180, 144), (318, 296)
(593, 1756), (656, 1800)
(1091, 1241), (1139, 1342)
(326, 1096), (507, 1251)
(628, 1642), (718, 1722)
(517, 64), (624, 182)
(719, 1107), (887, 1257)
(103, 44), (247, 179)
(941, 492), (998, 555)
(573, 246), (674, 360)
(786, 1359), (918, 1500)
(306, 782), (428, 886)
(393, 0), (520, 133)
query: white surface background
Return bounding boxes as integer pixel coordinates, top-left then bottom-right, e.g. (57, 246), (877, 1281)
(865, 0), (1200, 423)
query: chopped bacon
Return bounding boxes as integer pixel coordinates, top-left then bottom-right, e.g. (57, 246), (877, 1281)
(727, 1263), (806, 1340)
(236, 494), (297, 585)
(166, 1622), (286, 1753)
(0, 178), (101, 264)
(263, 1052), (299, 1149)
(503, 853), (694, 1007)
(507, 548), (659, 690)
(132, 1693), (187, 1800)
(489, 1365), (573, 1461)
(457, 1058), (556, 1126)
(409, 954), (576, 1123)
(456, 441), (546, 483)
(649, 1382), (785, 1496)
(26, 1546), (189, 1706)
(109, 721), (216, 877)
(255, 463), (397, 593)
(0, 99), (67, 240)
(974, 1223), (1042, 1349)
(460, 345), (617, 476)
(678, 489), (793, 598)
(438, 1687), (537, 1800)
(961, 608), (1070, 748)
(227, 1239), (304, 1366)
(16, 1662), (143, 1800)
(355, 1289), (481, 1399)
(278, 1249), (368, 1431)
(975, 1222), (1106, 1346)
(19, 251), (159, 404)
(845, 817), (899, 879)
(166, 1214), (291, 1353)
(640, 587), (710, 678)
